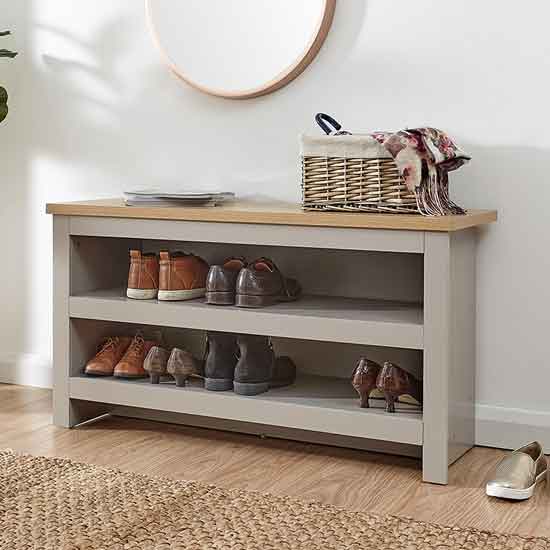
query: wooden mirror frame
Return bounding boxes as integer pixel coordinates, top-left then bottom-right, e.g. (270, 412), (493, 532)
(146, 0), (337, 100)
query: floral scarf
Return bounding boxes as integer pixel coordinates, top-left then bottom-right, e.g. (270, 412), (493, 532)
(371, 128), (470, 215)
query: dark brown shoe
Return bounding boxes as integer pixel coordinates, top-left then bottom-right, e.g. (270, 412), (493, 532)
(376, 361), (423, 413)
(235, 258), (301, 308)
(205, 257), (247, 305)
(85, 336), (131, 376)
(351, 358), (383, 408)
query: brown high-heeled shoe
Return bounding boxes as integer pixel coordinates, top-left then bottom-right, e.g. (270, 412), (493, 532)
(376, 361), (422, 413)
(351, 358), (382, 408)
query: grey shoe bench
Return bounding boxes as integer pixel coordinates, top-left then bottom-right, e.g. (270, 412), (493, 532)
(47, 199), (496, 484)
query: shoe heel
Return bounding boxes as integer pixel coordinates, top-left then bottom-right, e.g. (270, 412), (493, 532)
(233, 381), (270, 396)
(355, 386), (374, 408)
(383, 391), (398, 413)
(204, 378), (233, 391)
(174, 374), (187, 387)
(205, 291), (235, 305)
(235, 294), (275, 308)
(150, 373), (160, 384)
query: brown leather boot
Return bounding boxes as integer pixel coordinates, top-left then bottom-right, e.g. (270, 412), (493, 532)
(127, 250), (159, 300)
(158, 251), (209, 301)
(113, 332), (159, 378)
(85, 336), (131, 376)
(351, 358), (383, 408)
(376, 361), (422, 413)
(205, 257), (247, 305)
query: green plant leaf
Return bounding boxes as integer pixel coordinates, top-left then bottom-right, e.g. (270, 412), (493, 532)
(0, 86), (7, 123)
(0, 49), (17, 58)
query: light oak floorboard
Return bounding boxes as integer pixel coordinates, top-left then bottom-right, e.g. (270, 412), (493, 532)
(0, 384), (548, 538)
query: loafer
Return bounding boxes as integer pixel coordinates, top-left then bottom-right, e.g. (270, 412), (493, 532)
(235, 257), (301, 308)
(486, 441), (547, 500)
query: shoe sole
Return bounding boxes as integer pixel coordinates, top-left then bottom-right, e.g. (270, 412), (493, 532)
(127, 288), (158, 300)
(158, 288), (206, 301)
(204, 378), (234, 391)
(84, 369), (113, 376)
(235, 294), (277, 308)
(235, 293), (300, 308)
(486, 469), (547, 500)
(234, 381), (270, 395)
(205, 291), (235, 305)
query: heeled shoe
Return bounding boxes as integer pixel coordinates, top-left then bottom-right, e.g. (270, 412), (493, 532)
(376, 361), (422, 413)
(167, 347), (203, 387)
(143, 346), (171, 384)
(351, 358), (383, 408)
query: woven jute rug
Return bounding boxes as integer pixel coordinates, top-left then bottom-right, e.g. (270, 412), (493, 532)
(0, 450), (547, 550)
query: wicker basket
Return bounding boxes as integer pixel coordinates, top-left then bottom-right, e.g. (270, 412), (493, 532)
(301, 134), (420, 214)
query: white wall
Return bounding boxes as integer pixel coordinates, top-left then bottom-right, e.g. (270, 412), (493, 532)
(2, 0), (550, 448)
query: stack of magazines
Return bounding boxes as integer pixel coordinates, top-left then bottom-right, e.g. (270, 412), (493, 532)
(124, 189), (235, 207)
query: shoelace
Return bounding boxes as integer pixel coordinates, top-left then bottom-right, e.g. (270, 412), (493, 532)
(97, 337), (119, 355)
(126, 334), (145, 360)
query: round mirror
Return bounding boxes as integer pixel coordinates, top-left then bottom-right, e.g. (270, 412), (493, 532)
(146, 0), (336, 99)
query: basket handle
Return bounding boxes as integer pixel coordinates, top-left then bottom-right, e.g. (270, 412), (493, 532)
(315, 113), (346, 135)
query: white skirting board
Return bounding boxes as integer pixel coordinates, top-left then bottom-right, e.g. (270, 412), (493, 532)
(475, 404), (550, 452)
(0, 353), (53, 388)
(0, 354), (547, 452)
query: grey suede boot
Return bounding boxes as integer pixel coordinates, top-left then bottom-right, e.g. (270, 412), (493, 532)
(234, 336), (297, 395)
(234, 335), (276, 395)
(204, 332), (238, 391)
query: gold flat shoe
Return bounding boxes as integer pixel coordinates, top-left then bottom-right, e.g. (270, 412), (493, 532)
(486, 441), (547, 500)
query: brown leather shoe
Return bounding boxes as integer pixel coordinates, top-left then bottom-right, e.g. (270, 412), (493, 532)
(166, 347), (203, 387)
(127, 250), (159, 300)
(113, 332), (159, 378)
(376, 361), (422, 413)
(158, 251), (209, 301)
(351, 358), (383, 408)
(235, 258), (301, 308)
(85, 336), (131, 376)
(205, 257), (247, 305)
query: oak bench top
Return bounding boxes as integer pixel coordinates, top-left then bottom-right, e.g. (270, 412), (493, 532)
(46, 198), (497, 232)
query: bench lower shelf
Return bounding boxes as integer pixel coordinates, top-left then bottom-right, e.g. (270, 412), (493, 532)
(69, 374), (423, 446)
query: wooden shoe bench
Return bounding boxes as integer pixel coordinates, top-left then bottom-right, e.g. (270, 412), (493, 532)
(47, 199), (497, 484)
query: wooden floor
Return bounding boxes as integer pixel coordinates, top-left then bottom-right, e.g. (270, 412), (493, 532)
(2, 384), (548, 539)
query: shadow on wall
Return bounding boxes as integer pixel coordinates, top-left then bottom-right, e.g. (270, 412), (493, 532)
(1, 1), (30, 358)
(32, 1), (368, 200)
(453, 143), (550, 409)
(5, 0), (367, 370)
